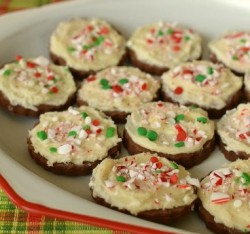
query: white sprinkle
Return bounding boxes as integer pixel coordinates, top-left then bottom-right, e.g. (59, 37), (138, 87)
(84, 116), (92, 125)
(79, 129), (88, 139)
(233, 199), (242, 208)
(58, 144), (72, 154)
(186, 176), (200, 188)
(33, 56), (49, 67)
(41, 88), (49, 94)
(47, 129), (55, 139)
(68, 107), (79, 115)
(105, 180), (115, 188)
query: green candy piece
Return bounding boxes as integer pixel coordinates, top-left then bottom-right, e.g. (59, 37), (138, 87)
(232, 55), (238, 61)
(184, 35), (190, 41)
(119, 78), (129, 85)
(167, 28), (173, 35)
(49, 147), (57, 153)
(195, 74), (206, 83)
(175, 114), (185, 123)
(146, 130), (158, 141)
(37, 131), (47, 141)
(137, 127), (147, 136)
(240, 38), (246, 44)
(197, 116), (207, 124)
(242, 172), (250, 185)
(3, 69), (12, 76)
(67, 47), (76, 52)
(68, 131), (77, 137)
(83, 125), (90, 130)
(83, 44), (93, 50)
(190, 104), (198, 109)
(158, 30), (164, 36)
(174, 142), (185, 148)
(100, 78), (111, 89)
(82, 112), (88, 119)
(106, 127), (116, 138)
(207, 67), (214, 75)
(116, 175), (126, 182)
(94, 36), (104, 46)
(171, 162), (179, 169)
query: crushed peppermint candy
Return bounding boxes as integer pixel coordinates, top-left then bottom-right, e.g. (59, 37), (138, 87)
(35, 107), (118, 159)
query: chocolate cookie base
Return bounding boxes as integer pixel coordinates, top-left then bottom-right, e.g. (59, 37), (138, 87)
(245, 90), (250, 102)
(160, 88), (242, 119)
(128, 48), (202, 76)
(218, 136), (250, 161)
(123, 129), (216, 169)
(50, 50), (128, 80)
(197, 199), (243, 234)
(91, 189), (196, 225)
(27, 137), (121, 176)
(0, 90), (76, 117)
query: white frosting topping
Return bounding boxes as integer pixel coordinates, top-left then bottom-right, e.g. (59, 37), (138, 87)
(161, 61), (242, 110)
(125, 102), (214, 154)
(244, 73), (250, 92)
(50, 18), (126, 71)
(0, 56), (76, 111)
(90, 152), (199, 215)
(77, 66), (160, 112)
(198, 159), (250, 232)
(28, 106), (121, 166)
(127, 21), (202, 68)
(209, 31), (250, 73)
(217, 103), (250, 154)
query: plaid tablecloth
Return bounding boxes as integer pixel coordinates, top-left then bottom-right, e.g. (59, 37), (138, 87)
(0, 2), (131, 233)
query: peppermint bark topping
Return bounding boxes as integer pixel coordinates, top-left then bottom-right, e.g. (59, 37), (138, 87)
(35, 107), (117, 157)
(224, 32), (250, 63)
(67, 21), (118, 61)
(145, 22), (194, 53)
(2, 56), (63, 95)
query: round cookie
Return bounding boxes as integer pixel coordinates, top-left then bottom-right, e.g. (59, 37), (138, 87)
(77, 66), (160, 123)
(0, 56), (76, 117)
(123, 101), (215, 168)
(198, 159), (250, 234)
(127, 21), (202, 75)
(50, 18), (127, 79)
(244, 73), (250, 102)
(161, 60), (243, 119)
(209, 31), (250, 74)
(216, 103), (250, 161)
(27, 106), (121, 176)
(89, 152), (200, 225)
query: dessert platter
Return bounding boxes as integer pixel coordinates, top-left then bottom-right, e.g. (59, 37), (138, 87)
(0, 0), (250, 233)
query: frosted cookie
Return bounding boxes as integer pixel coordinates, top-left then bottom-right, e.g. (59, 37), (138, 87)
(127, 21), (202, 75)
(27, 106), (121, 176)
(198, 159), (250, 234)
(50, 18), (127, 79)
(89, 152), (200, 224)
(244, 73), (250, 101)
(161, 61), (243, 119)
(216, 103), (250, 161)
(209, 31), (250, 74)
(77, 66), (160, 123)
(0, 56), (76, 117)
(123, 102), (215, 168)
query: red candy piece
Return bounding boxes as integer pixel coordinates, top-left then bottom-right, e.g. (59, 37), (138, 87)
(34, 72), (41, 78)
(112, 85), (123, 93)
(141, 83), (148, 91)
(27, 61), (37, 68)
(51, 87), (58, 93)
(147, 39), (154, 44)
(15, 55), (23, 61)
(87, 75), (96, 82)
(92, 119), (100, 126)
(175, 124), (187, 141)
(47, 75), (54, 81)
(174, 86), (183, 95)
(170, 174), (178, 184)
(150, 156), (159, 163)
(173, 45), (180, 51)
(100, 26), (109, 34)
(182, 69), (193, 75)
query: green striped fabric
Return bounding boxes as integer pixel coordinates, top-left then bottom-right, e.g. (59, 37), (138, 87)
(0, 188), (131, 233)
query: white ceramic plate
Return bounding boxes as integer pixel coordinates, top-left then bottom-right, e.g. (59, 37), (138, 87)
(0, 0), (249, 233)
